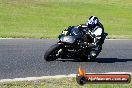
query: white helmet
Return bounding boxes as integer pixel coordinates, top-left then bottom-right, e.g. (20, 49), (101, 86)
(86, 16), (99, 27)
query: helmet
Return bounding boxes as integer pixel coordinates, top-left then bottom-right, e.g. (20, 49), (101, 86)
(86, 16), (99, 28)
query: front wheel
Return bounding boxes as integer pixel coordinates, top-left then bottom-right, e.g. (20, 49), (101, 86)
(44, 44), (61, 61)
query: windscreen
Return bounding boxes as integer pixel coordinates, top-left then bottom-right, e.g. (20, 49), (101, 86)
(71, 27), (82, 36)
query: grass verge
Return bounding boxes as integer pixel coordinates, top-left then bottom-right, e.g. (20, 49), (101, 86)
(0, 0), (132, 39)
(0, 77), (132, 88)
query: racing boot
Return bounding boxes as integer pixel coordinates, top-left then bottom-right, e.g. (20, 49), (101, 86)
(90, 51), (98, 59)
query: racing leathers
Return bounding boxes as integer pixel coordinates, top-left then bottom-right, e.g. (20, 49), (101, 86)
(78, 22), (105, 57)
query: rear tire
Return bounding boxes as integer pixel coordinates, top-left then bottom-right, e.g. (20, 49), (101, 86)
(44, 44), (61, 61)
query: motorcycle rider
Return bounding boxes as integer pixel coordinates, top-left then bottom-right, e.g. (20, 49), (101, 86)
(60, 16), (106, 59)
(79, 16), (105, 58)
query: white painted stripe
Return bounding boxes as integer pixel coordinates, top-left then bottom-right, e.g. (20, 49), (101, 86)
(0, 38), (25, 39)
(0, 74), (76, 82)
(0, 72), (131, 82)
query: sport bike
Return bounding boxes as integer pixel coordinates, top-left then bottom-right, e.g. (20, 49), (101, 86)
(44, 26), (108, 61)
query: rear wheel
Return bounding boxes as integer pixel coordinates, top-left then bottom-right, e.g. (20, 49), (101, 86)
(44, 44), (61, 61)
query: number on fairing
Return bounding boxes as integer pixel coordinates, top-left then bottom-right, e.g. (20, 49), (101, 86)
(62, 31), (68, 35)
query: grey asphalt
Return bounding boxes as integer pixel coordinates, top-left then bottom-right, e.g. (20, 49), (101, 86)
(0, 39), (132, 79)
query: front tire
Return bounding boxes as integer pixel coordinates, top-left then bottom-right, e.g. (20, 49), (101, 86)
(44, 44), (61, 61)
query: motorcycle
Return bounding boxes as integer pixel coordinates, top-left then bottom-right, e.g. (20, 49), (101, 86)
(44, 26), (108, 61)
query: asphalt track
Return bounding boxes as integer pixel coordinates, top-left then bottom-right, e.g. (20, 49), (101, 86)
(0, 39), (132, 79)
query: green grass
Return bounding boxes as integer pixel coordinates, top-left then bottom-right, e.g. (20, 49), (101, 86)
(0, 77), (132, 88)
(0, 0), (132, 38)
